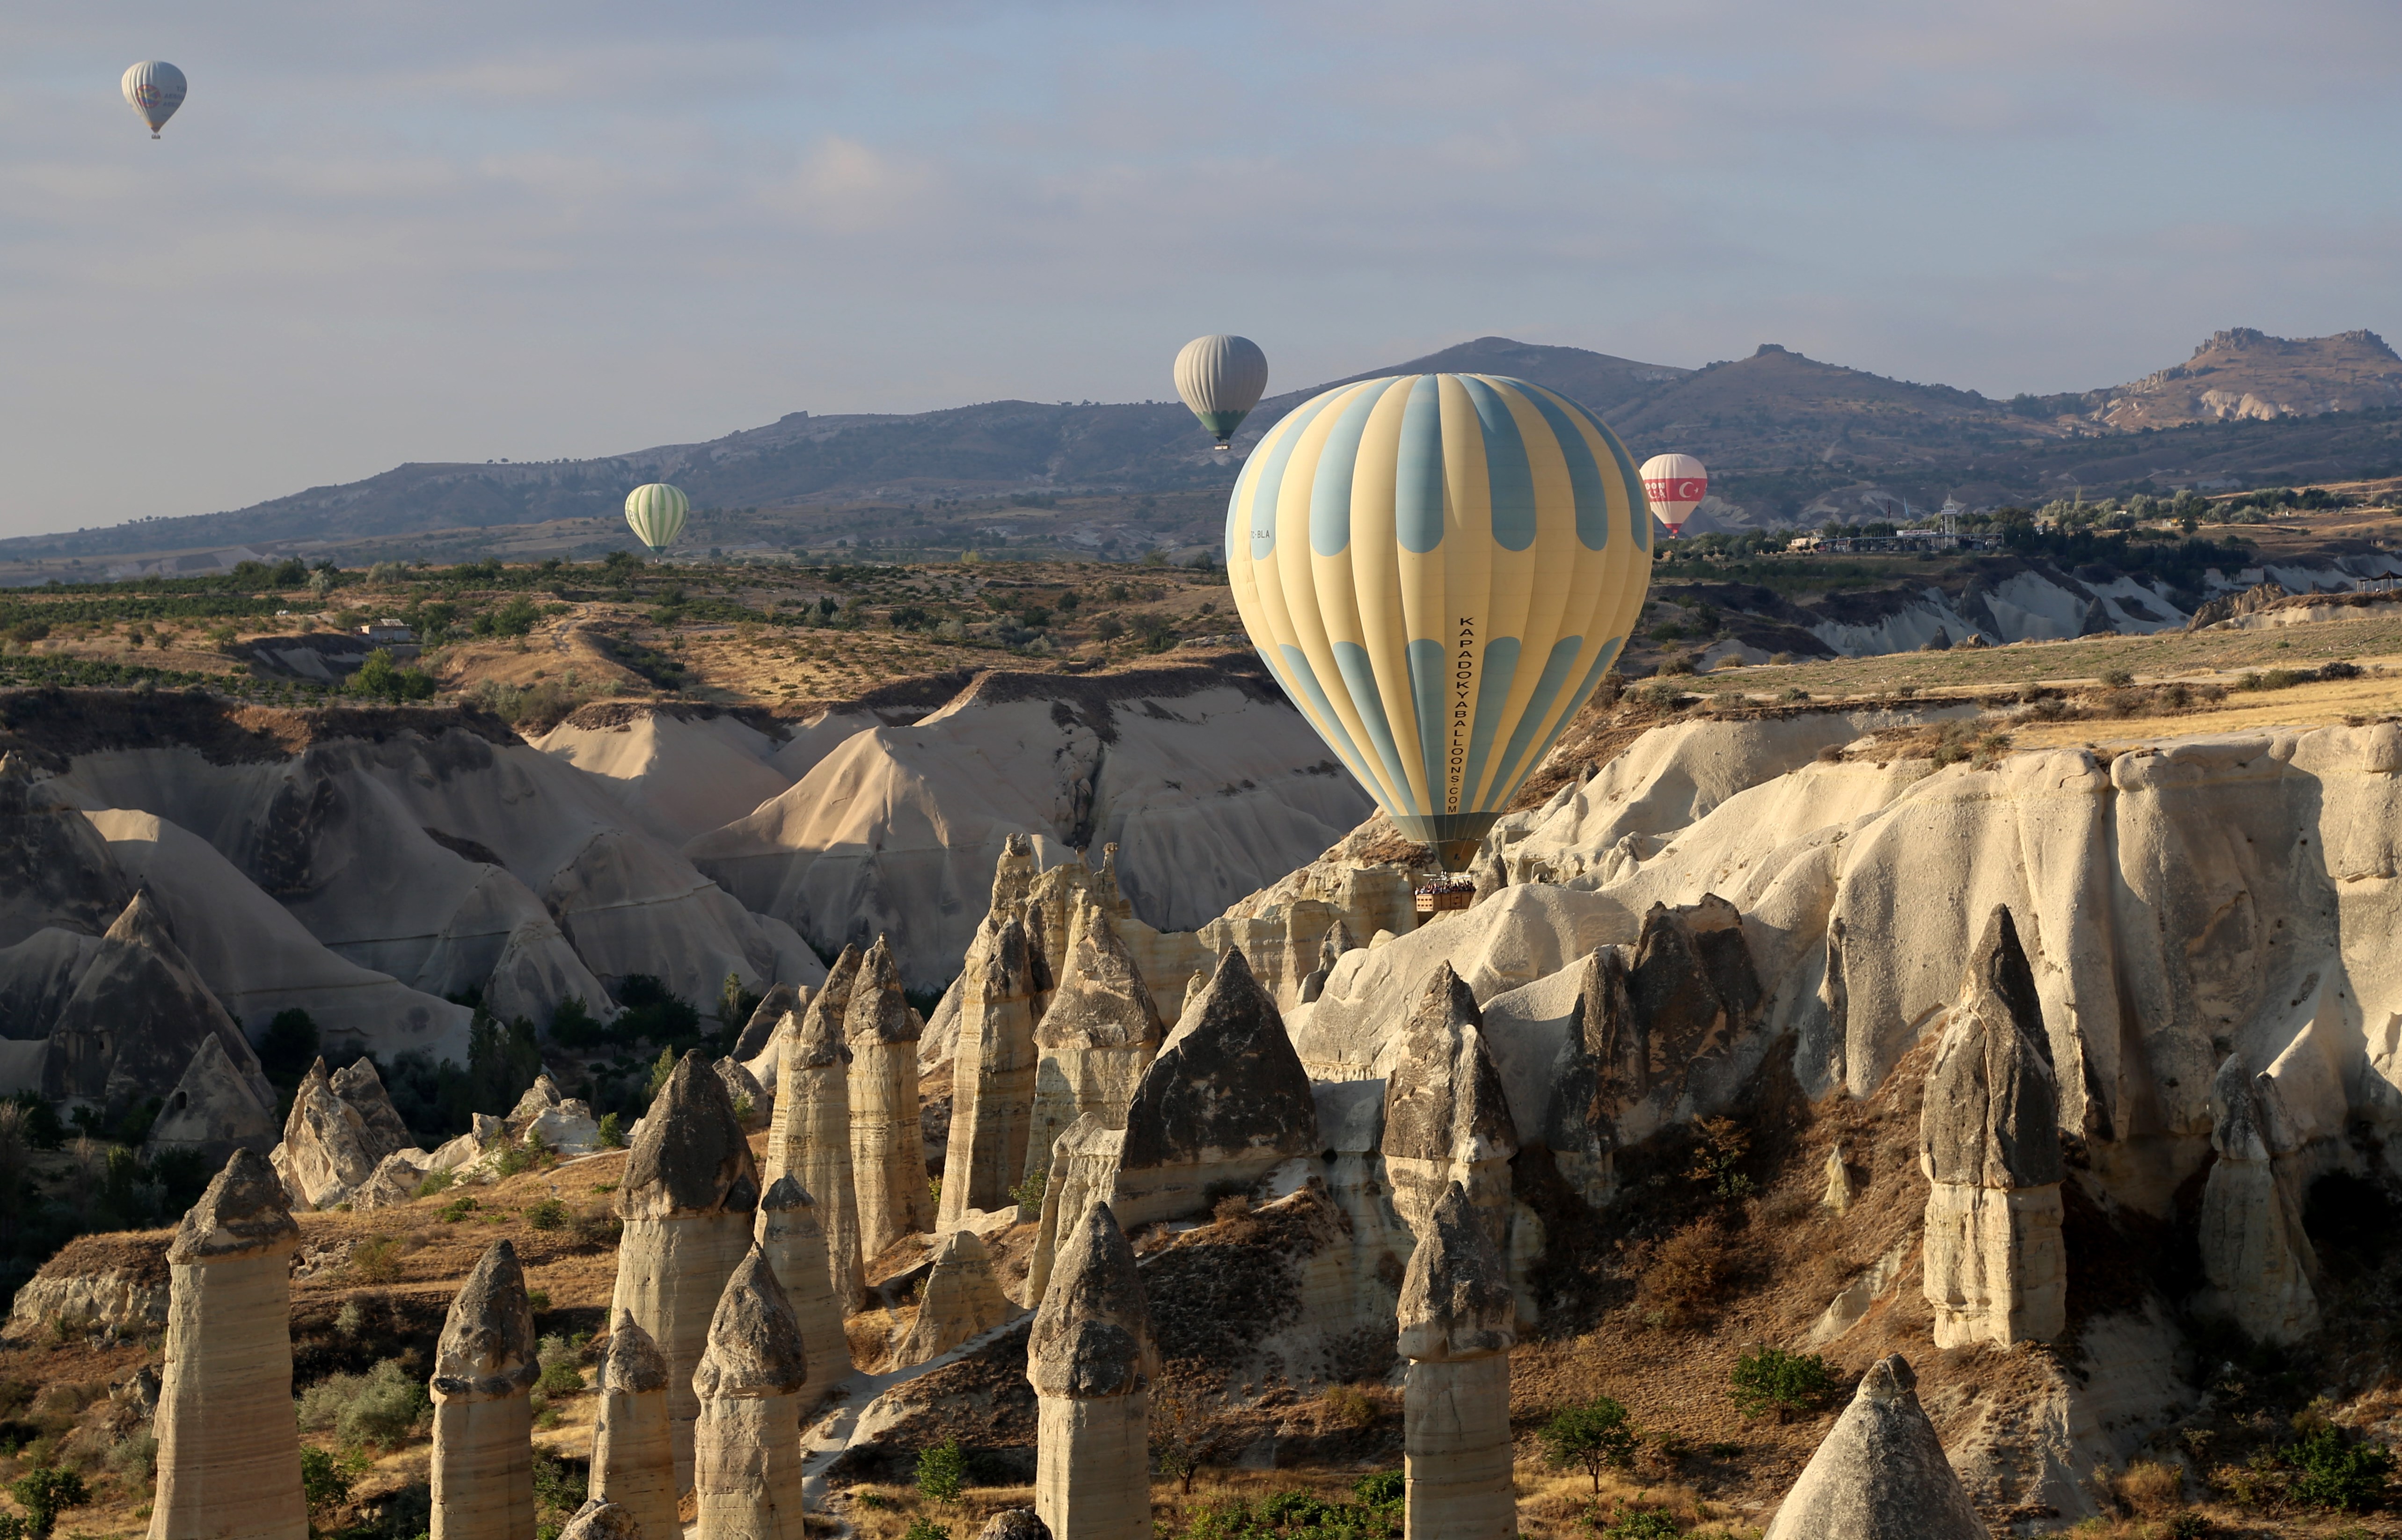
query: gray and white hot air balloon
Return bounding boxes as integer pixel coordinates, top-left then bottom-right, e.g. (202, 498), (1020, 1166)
(1173, 334), (1269, 452)
(122, 61), (187, 139)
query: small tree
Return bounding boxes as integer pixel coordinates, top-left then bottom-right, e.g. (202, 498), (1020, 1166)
(1730, 1347), (1840, 1422)
(1540, 1396), (1639, 1493)
(7, 1465), (88, 1540)
(1153, 1393), (1223, 1496)
(915, 1438), (967, 1503)
(646, 1047), (677, 1104)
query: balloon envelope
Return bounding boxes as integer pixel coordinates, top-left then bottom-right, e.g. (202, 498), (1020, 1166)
(1226, 373), (1654, 870)
(1639, 452), (1707, 537)
(1174, 335), (1269, 448)
(624, 484), (690, 553)
(122, 61), (187, 138)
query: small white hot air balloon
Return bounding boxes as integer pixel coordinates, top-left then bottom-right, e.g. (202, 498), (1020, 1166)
(1174, 335), (1269, 451)
(122, 61), (187, 139)
(1639, 453), (1708, 538)
(624, 484), (690, 556)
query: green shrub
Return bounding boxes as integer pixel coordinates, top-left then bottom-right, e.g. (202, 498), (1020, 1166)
(1008, 1169), (1047, 1210)
(2287, 1423), (2393, 1511)
(102, 1430), (155, 1488)
(492, 1145), (538, 1178)
(900, 1521), (950, 1540)
(299, 1445), (358, 1516)
(1601, 1510), (1680, 1540)
(440, 1195), (480, 1223)
(296, 1359), (430, 1449)
(595, 1113), (626, 1149)
(916, 1438), (967, 1503)
(1351, 1471), (1404, 1508)
(525, 1198), (568, 1231)
(416, 1168), (457, 1199)
(1730, 1347), (1840, 1421)
(6, 1465), (86, 1540)
(1540, 1396), (1639, 1492)
(2100, 668), (2135, 688)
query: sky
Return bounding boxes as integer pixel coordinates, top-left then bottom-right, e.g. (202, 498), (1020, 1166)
(4, 1), (2400, 537)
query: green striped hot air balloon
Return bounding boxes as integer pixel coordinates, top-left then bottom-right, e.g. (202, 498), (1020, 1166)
(1226, 373), (1654, 872)
(624, 483), (689, 556)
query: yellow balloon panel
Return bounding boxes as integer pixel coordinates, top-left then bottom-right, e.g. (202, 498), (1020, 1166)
(1225, 374), (1652, 859)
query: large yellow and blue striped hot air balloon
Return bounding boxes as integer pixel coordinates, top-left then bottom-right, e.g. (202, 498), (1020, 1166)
(1226, 373), (1654, 871)
(624, 483), (690, 556)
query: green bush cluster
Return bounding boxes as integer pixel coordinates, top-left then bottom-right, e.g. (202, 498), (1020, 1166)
(296, 1359), (431, 1450)
(1730, 1347), (1840, 1421)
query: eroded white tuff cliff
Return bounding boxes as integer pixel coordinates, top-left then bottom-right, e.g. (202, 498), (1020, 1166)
(846, 936), (930, 1260)
(588, 1314), (677, 1540)
(1021, 892), (1164, 1191)
(692, 1248), (810, 1540)
(1763, 1356), (1986, 1540)
(609, 1052), (760, 1487)
(149, 1149), (307, 1540)
(938, 913), (1042, 1228)
(430, 1241), (539, 1540)
(1397, 1183), (1518, 1540)
(1920, 906), (2066, 1350)
(2197, 1052), (2320, 1342)
(1029, 1201), (1157, 1540)
(754, 1174), (853, 1409)
(767, 948), (865, 1311)
(893, 1228), (1015, 1367)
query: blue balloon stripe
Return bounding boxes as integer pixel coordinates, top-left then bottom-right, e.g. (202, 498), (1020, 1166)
(1310, 379), (1398, 559)
(1394, 375), (1447, 555)
(1247, 390), (1343, 562)
(1519, 386), (1613, 552)
(1460, 377), (1537, 552)
(1485, 634), (1585, 809)
(1406, 637), (1448, 814)
(1516, 636), (1626, 791)
(1332, 640), (1421, 818)
(1461, 634), (1521, 809)
(1270, 644), (1386, 810)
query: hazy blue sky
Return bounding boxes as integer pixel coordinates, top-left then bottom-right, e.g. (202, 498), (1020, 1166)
(5, 1), (2399, 536)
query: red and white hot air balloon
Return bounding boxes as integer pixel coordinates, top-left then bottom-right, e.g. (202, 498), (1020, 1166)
(1640, 453), (1708, 538)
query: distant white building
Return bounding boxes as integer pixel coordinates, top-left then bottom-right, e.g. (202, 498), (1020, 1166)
(359, 618), (414, 644)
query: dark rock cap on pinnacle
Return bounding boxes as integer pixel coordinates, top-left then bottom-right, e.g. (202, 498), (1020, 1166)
(1396, 1182), (1518, 1361)
(1034, 893), (1162, 1052)
(978, 1511), (1052, 1540)
(758, 1172), (819, 1215)
(844, 936), (920, 1046)
(557, 1499), (645, 1540)
(733, 982), (803, 1062)
(693, 1248), (808, 1399)
(620, 1052), (759, 1221)
(600, 1311), (670, 1395)
(434, 1240), (539, 1401)
(1920, 905), (2061, 1190)
(1028, 1200), (1157, 1399)
(1546, 945), (1641, 1155)
(167, 1147), (298, 1264)
(1118, 948), (1316, 1171)
(789, 949), (860, 1072)
(1380, 963), (1519, 1165)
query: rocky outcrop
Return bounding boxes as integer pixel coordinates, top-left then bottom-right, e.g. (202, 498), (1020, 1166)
(44, 889), (272, 1116)
(977, 1512), (1051, 1540)
(1539, 947), (1640, 1207)
(1112, 948), (1318, 1228)
(272, 1059), (380, 1211)
(1380, 964), (1518, 1242)
(1029, 1201), (1156, 1540)
(768, 953), (865, 1311)
(846, 936), (929, 1259)
(502, 1072), (602, 1154)
(1022, 893), (1164, 1191)
(555, 1500), (643, 1540)
(331, 1057), (416, 1156)
(1763, 1356), (1986, 1540)
(431, 1241), (538, 1540)
(1297, 916), (1357, 1004)
(144, 1035), (278, 1169)
(715, 1054), (771, 1132)
(2197, 1053), (2319, 1343)
(693, 1248), (810, 1540)
(0, 750), (130, 948)
(1397, 1182), (1518, 1540)
(893, 1228), (1015, 1367)
(754, 1174), (852, 1411)
(589, 1315), (677, 1540)
(734, 981), (802, 1065)
(149, 1149), (307, 1540)
(1920, 906), (2065, 1350)
(938, 915), (1042, 1229)
(611, 1052), (761, 1486)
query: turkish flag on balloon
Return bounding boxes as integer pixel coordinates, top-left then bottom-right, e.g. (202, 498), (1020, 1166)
(1639, 453), (1708, 536)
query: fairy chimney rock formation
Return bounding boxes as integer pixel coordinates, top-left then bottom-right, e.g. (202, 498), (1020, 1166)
(754, 1174), (853, 1409)
(693, 1248), (810, 1540)
(555, 1501), (643, 1540)
(611, 1051), (760, 1487)
(1029, 1202), (1157, 1540)
(46, 888), (271, 1115)
(144, 1035), (279, 1169)
(1762, 1355), (1986, 1540)
(1022, 893), (1165, 1191)
(1541, 947), (1642, 1209)
(1381, 963), (1519, 1242)
(894, 1227), (1015, 1367)
(1919, 905), (2066, 1350)
(2198, 1053), (2320, 1342)
(431, 1241), (540, 1540)
(847, 936), (930, 1259)
(149, 1148), (307, 1540)
(1298, 916), (1358, 1004)
(1397, 1182), (1519, 1540)
(331, 1057), (416, 1158)
(715, 1053), (771, 1132)
(769, 944), (864, 1308)
(1111, 948), (1318, 1228)
(588, 1314), (677, 1540)
(734, 982), (803, 1065)
(271, 1058), (380, 1211)
(1822, 1146), (1856, 1214)
(940, 915), (1043, 1229)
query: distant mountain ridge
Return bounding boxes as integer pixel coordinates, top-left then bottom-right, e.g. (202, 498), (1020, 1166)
(8, 328), (2399, 562)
